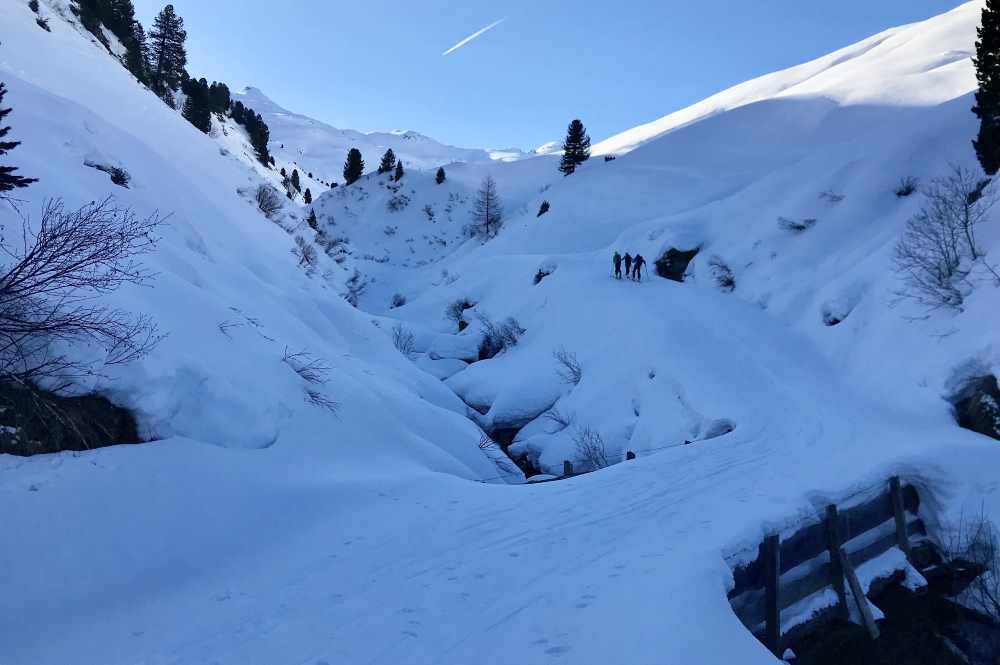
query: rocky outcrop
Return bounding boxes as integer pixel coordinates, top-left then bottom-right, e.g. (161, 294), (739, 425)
(952, 375), (1000, 441)
(655, 247), (700, 282)
(0, 383), (142, 456)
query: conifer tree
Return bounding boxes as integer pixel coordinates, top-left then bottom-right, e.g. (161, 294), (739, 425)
(148, 4), (187, 105)
(208, 82), (231, 114)
(291, 169), (301, 192)
(394, 160), (404, 181)
(975, 0), (1000, 175)
(558, 119), (591, 176)
(125, 20), (150, 82)
(0, 83), (38, 196)
(343, 148), (364, 185)
(472, 175), (503, 239)
(307, 208), (319, 230)
(231, 101), (246, 124)
(280, 167), (287, 178)
(436, 167), (446, 184)
(304, 188), (312, 205)
(245, 111), (271, 166)
(182, 77), (211, 133)
(377, 148), (396, 174)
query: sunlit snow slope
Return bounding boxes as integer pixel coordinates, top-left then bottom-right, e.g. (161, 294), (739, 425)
(3, 2), (1000, 665)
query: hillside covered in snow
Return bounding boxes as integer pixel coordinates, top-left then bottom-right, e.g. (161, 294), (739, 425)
(3, 1), (1000, 664)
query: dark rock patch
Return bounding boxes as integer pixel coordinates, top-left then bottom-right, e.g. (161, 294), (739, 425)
(951, 375), (1000, 441)
(655, 247), (700, 282)
(0, 383), (142, 456)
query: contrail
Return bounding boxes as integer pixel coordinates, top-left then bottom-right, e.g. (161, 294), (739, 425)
(442, 18), (506, 56)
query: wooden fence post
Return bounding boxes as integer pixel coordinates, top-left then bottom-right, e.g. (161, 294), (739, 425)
(563, 460), (573, 477)
(840, 549), (880, 640)
(889, 476), (912, 560)
(825, 504), (849, 620)
(763, 533), (781, 655)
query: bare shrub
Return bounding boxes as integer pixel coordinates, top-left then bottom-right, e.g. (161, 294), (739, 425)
(944, 509), (1000, 621)
(573, 426), (609, 471)
(281, 348), (331, 385)
(476, 312), (524, 360)
(819, 190), (845, 204)
(36, 17), (50, 31)
(708, 255), (735, 292)
(292, 236), (319, 274)
(537, 200), (550, 217)
(386, 194), (410, 212)
(470, 175), (503, 239)
(445, 297), (476, 327)
(390, 293), (406, 309)
(305, 387), (339, 414)
(316, 231), (349, 263)
(893, 165), (998, 310)
(895, 176), (919, 198)
(777, 216), (817, 233)
(553, 347), (581, 385)
(533, 268), (552, 285)
(343, 270), (367, 307)
(543, 406), (573, 433)
(392, 324), (416, 359)
(478, 433), (518, 475)
(0, 198), (163, 388)
(256, 184), (282, 218)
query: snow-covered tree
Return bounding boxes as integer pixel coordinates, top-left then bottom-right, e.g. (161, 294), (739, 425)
(0, 83), (38, 196)
(343, 148), (364, 185)
(148, 4), (187, 104)
(303, 188), (312, 205)
(394, 160), (404, 182)
(558, 119), (591, 176)
(181, 77), (211, 134)
(291, 169), (301, 192)
(307, 208), (318, 230)
(436, 167), (446, 184)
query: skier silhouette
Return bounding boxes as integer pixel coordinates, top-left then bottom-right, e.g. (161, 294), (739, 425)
(613, 251), (622, 279)
(624, 253), (633, 280)
(632, 254), (646, 281)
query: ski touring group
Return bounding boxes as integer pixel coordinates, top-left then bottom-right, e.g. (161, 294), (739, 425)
(613, 251), (646, 281)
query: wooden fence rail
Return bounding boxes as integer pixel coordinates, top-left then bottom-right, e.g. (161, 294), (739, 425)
(726, 476), (933, 655)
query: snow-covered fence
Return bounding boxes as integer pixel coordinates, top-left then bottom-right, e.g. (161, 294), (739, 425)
(726, 477), (933, 656)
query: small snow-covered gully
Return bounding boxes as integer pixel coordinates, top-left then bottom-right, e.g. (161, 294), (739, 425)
(3, 1), (1000, 663)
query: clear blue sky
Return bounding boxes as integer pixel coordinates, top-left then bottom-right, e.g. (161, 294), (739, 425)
(133, 0), (966, 150)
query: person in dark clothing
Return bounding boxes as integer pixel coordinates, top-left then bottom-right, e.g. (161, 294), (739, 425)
(624, 253), (633, 280)
(613, 251), (622, 279)
(633, 254), (646, 281)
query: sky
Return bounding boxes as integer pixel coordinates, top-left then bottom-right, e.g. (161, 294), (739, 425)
(133, 0), (967, 151)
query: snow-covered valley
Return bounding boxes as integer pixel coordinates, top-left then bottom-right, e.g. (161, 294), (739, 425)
(3, 1), (1000, 663)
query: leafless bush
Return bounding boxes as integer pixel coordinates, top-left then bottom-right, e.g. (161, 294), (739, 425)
(292, 236), (319, 274)
(478, 433), (517, 475)
(343, 269), (367, 307)
(390, 293), (406, 309)
(256, 184), (282, 218)
(282, 348), (332, 385)
(777, 216), (817, 233)
(893, 165), (997, 310)
(944, 509), (1000, 621)
(819, 190), (845, 204)
(36, 17), (51, 31)
(708, 255), (735, 292)
(316, 231), (349, 263)
(543, 406), (573, 433)
(0, 198), (163, 388)
(553, 346), (582, 385)
(392, 324), (416, 358)
(305, 387), (340, 414)
(895, 176), (919, 198)
(573, 426), (609, 471)
(445, 297), (476, 325)
(386, 194), (410, 212)
(476, 312), (524, 360)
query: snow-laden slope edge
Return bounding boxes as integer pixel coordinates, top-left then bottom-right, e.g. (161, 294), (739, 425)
(4, 3), (1000, 665)
(592, 2), (976, 156)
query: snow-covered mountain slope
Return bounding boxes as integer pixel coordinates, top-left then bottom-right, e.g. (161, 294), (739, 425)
(4, 2), (1000, 665)
(592, 3), (976, 156)
(233, 86), (531, 183)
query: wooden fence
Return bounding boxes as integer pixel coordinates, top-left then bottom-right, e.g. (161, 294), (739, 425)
(726, 477), (934, 655)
